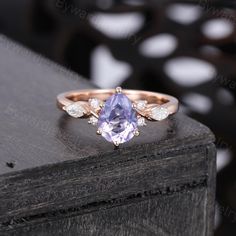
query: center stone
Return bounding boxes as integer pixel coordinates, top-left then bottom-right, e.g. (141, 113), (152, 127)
(98, 93), (137, 144)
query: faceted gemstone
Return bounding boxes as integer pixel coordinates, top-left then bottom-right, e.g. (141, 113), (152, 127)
(89, 98), (102, 110)
(88, 116), (98, 126)
(136, 100), (147, 111)
(98, 93), (138, 144)
(64, 102), (86, 118)
(137, 116), (146, 126)
(150, 106), (169, 121)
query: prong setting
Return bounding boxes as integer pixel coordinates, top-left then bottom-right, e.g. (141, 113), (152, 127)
(114, 141), (120, 147)
(100, 102), (105, 108)
(96, 129), (102, 135)
(132, 103), (136, 109)
(134, 129), (140, 136)
(115, 87), (122, 93)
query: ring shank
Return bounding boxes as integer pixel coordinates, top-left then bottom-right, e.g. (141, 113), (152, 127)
(57, 89), (179, 115)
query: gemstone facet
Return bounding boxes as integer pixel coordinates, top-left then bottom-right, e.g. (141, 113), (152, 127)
(98, 93), (138, 144)
(64, 102), (86, 118)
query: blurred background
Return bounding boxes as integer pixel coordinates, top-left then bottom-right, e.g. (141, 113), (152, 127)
(0, 0), (235, 235)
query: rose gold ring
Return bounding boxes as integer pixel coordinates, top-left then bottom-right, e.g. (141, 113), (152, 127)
(57, 87), (179, 146)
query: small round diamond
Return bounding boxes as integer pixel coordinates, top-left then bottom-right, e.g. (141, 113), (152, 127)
(89, 98), (102, 109)
(137, 117), (146, 126)
(88, 116), (98, 125)
(135, 100), (147, 111)
(150, 106), (169, 121)
(64, 102), (86, 118)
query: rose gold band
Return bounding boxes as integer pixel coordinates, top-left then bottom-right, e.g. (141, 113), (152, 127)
(57, 89), (179, 116)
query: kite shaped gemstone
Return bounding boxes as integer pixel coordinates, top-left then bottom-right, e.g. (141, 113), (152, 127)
(98, 93), (138, 145)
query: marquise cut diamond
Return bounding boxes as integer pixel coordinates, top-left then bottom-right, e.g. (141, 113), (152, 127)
(64, 102), (86, 118)
(150, 106), (169, 121)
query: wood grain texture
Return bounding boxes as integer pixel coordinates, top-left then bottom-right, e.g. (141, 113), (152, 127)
(8, 188), (209, 236)
(0, 35), (216, 235)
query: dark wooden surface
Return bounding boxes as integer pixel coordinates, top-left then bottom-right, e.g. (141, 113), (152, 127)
(0, 35), (216, 235)
(0, 1), (235, 235)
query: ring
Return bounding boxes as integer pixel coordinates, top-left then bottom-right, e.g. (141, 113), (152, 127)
(57, 87), (179, 146)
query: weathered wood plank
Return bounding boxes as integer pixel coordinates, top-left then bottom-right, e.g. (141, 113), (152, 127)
(7, 188), (208, 236)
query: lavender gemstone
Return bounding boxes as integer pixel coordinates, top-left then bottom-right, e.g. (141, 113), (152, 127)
(98, 93), (138, 144)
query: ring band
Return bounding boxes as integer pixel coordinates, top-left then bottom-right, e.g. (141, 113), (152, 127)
(57, 87), (179, 146)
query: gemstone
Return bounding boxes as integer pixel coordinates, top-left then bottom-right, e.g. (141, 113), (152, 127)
(89, 98), (102, 109)
(88, 116), (98, 126)
(64, 102), (86, 118)
(98, 93), (138, 144)
(150, 106), (169, 121)
(136, 100), (147, 111)
(137, 117), (146, 126)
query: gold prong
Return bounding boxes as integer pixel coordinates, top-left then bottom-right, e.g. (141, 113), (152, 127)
(114, 141), (120, 147)
(115, 87), (122, 93)
(132, 103), (136, 109)
(97, 129), (102, 135)
(134, 130), (140, 136)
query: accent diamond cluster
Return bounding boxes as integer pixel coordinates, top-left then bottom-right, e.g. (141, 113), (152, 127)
(63, 87), (170, 146)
